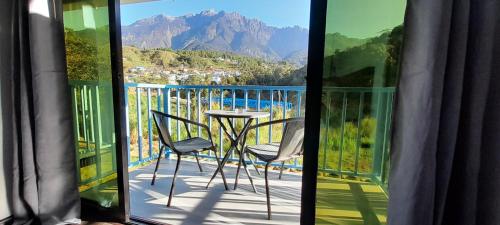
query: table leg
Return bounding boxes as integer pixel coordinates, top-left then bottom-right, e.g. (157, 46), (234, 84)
(242, 158), (258, 193)
(234, 148), (244, 190)
(205, 117), (254, 190)
(206, 147), (234, 189)
(234, 149), (257, 193)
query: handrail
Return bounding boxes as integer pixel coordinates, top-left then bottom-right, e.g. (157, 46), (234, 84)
(124, 82), (306, 91)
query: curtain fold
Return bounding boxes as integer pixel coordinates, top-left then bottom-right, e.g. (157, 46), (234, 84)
(389, 0), (500, 225)
(1, 0), (81, 224)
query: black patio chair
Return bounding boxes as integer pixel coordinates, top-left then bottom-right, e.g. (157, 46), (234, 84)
(150, 110), (229, 207)
(238, 117), (304, 220)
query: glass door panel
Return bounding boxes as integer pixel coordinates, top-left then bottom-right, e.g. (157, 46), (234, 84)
(315, 0), (406, 224)
(63, 0), (123, 218)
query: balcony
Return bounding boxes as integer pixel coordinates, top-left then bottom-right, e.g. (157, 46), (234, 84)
(70, 82), (394, 224)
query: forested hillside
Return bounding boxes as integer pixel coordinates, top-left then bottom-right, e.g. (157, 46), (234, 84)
(64, 24), (402, 88)
(122, 46), (307, 85)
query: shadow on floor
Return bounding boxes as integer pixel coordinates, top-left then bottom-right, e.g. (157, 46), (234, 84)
(316, 177), (388, 225)
(126, 158), (387, 225)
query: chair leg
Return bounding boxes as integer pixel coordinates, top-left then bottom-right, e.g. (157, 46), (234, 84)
(279, 161), (285, 180)
(213, 149), (229, 190)
(265, 163), (272, 220)
(247, 152), (261, 175)
(167, 154), (181, 207)
(194, 152), (203, 172)
(151, 146), (164, 185)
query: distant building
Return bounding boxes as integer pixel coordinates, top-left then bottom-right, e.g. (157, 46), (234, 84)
(211, 76), (222, 84)
(128, 66), (146, 73)
(167, 75), (177, 84)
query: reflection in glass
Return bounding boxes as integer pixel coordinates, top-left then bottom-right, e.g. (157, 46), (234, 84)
(315, 0), (406, 224)
(63, 0), (119, 208)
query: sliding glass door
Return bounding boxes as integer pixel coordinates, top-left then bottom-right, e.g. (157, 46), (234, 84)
(62, 0), (128, 221)
(313, 0), (406, 224)
(60, 0), (406, 223)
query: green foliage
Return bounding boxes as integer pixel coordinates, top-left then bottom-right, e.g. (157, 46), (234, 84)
(318, 117), (378, 174)
(323, 25), (403, 87)
(65, 28), (112, 81)
(65, 29), (98, 81)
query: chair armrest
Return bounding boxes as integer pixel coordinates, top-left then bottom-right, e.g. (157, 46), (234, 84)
(241, 117), (304, 147)
(247, 117), (305, 130)
(151, 110), (214, 143)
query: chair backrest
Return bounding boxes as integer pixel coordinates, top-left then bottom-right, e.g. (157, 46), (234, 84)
(151, 110), (176, 151)
(276, 118), (305, 161)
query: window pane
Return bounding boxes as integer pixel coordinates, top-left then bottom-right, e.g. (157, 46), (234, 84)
(316, 0), (406, 224)
(63, 0), (119, 208)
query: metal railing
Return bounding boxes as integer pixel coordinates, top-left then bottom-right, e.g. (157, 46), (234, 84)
(70, 81), (394, 185)
(124, 83), (306, 168)
(319, 87), (395, 185)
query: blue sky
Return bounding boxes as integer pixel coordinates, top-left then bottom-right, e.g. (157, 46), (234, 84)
(120, 0), (311, 28)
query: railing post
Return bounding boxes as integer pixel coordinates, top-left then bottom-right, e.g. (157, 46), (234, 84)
(322, 92), (330, 171)
(157, 88), (162, 155)
(354, 92), (365, 176)
(283, 90), (288, 128)
(380, 92), (394, 183)
(208, 88), (213, 156)
(187, 89), (191, 132)
(269, 90), (273, 142)
(125, 85), (131, 166)
(197, 89), (201, 137)
(88, 87), (96, 144)
(71, 86), (81, 183)
(136, 88), (143, 162)
(296, 91), (302, 117)
(163, 87), (171, 159)
(147, 88), (153, 160)
(81, 86), (89, 153)
(244, 90), (248, 112)
(256, 90), (261, 144)
(294, 90), (302, 168)
(89, 86), (102, 180)
(338, 93), (348, 177)
(219, 88), (224, 155)
(231, 89), (236, 159)
(372, 90), (386, 179)
(176, 88), (181, 140)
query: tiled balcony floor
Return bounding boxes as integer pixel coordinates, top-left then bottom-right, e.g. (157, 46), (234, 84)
(128, 157), (388, 225)
(129, 157), (302, 225)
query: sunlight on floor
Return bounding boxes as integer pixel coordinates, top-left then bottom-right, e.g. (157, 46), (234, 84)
(316, 177), (388, 225)
(127, 158), (388, 225)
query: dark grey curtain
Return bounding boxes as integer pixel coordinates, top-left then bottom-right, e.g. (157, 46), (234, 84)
(0, 0), (80, 224)
(389, 0), (500, 225)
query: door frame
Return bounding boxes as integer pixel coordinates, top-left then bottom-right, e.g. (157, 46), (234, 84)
(99, 0), (330, 223)
(108, 0), (130, 222)
(64, 0), (130, 221)
(79, 0), (131, 222)
(300, 0), (328, 224)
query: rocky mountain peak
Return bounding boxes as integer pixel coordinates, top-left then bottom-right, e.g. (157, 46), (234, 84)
(121, 11), (310, 65)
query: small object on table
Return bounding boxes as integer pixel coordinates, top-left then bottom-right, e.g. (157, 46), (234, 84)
(204, 110), (269, 192)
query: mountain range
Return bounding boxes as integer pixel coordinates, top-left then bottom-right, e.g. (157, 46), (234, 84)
(121, 10), (310, 65)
